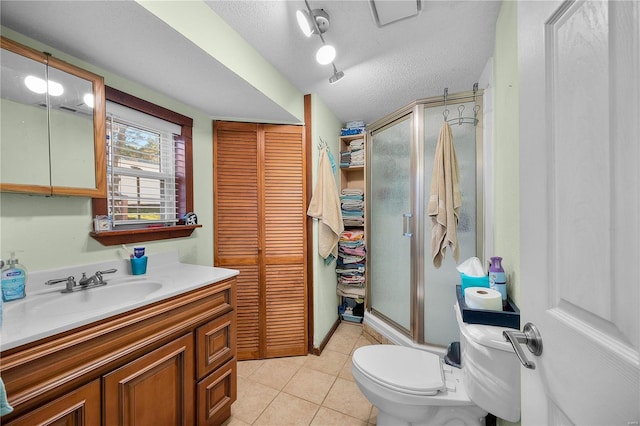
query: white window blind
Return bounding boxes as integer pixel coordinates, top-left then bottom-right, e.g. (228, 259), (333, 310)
(106, 102), (179, 227)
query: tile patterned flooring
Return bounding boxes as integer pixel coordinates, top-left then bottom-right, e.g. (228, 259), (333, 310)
(224, 321), (379, 425)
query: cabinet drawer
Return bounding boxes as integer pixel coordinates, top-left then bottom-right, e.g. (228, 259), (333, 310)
(196, 312), (236, 379)
(197, 358), (236, 426)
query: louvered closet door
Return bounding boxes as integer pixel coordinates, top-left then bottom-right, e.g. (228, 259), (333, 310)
(214, 122), (260, 359)
(262, 125), (307, 358)
(214, 121), (307, 360)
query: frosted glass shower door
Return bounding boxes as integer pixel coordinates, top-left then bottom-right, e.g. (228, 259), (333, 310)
(423, 103), (479, 346)
(368, 115), (413, 332)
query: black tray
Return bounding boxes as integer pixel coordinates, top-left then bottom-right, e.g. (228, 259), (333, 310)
(456, 285), (520, 329)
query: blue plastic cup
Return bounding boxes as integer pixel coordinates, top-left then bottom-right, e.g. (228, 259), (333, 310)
(130, 256), (148, 275)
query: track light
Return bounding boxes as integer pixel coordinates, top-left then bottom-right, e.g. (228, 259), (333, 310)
(297, 1), (345, 83)
(296, 8), (330, 37)
(316, 44), (336, 65)
(24, 75), (64, 96)
(329, 63), (344, 84)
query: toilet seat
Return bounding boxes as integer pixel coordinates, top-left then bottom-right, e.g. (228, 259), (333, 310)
(352, 345), (445, 396)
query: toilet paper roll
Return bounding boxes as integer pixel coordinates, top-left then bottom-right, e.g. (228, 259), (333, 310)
(464, 287), (503, 311)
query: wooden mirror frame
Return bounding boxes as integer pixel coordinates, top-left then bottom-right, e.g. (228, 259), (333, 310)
(0, 36), (106, 197)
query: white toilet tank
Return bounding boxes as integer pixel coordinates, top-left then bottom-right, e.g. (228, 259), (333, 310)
(455, 303), (521, 423)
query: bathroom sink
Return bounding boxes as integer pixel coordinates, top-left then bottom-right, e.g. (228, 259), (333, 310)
(6, 279), (163, 318)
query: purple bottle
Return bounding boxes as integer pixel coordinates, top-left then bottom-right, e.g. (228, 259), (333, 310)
(489, 256), (507, 309)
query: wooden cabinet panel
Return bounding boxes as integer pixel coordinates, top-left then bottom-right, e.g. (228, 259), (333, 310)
(1, 278), (236, 425)
(6, 380), (100, 426)
(196, 358), (236, 426)
(103, 334), (195, 426)
(196, 312), (235, 379)
(214, 121), (307, 360)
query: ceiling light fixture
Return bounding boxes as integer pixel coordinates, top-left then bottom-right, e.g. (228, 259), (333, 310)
(329, 63), (344, 84)
(297, 0), (346, 82)
(47, 80), (64, 97)
(83, 93), (94, 108)
(24, 75), (47, 94)
(24, 75), (64, 96)
(296, 8), (329, 37)
(315, 44), (336, 65)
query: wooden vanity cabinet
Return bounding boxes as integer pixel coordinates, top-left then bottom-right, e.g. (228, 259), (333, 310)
(195, 313), (237, 425)
(103, 333), (195, 425)
(0, 277), (237, 426)
(5, 380), (101, 426)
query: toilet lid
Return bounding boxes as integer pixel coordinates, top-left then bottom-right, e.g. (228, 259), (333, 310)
(352, 345), (445, 396)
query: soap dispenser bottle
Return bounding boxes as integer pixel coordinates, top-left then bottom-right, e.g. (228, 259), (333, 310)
(1, 252), (27, 302)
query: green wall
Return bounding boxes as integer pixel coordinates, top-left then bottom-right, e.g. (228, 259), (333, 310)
(0, 27), (216, 270)
(309, 95), (343, 348)
(493, 1), (520, 425)
(493, 0), (520, 306)
(1, 0), (520, 359)
(0, 22), (340, 349)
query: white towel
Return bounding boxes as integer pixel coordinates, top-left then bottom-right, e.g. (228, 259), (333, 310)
(307, 148), (344, 260)
(427, 122), (461, 268)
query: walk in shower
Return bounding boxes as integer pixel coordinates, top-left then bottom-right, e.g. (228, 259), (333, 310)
(366, 88), (484, 348)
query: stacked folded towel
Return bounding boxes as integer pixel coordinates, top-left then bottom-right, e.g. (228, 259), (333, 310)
(336, 230), (366, 299)
(340, 188), (364, 227)
(349, 139), (364, 167)
(339, 138), (365, 168)
(340, 150), (352, 168)
(340, 120), (366, 136)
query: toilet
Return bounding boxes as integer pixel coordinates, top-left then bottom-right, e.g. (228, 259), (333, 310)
(352, 303), (520, 425)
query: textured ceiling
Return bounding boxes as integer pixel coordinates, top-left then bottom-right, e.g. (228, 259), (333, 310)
(206, 0), (502, 124)
(1, 0), (501, 125)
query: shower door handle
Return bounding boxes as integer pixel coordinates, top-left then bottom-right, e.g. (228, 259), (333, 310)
(403, 213), (412, 237)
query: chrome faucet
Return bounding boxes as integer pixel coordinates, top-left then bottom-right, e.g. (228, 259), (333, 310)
(46, 268), (117, 293)
(45, 276), (77, 293)
(79, 268), (117, 286)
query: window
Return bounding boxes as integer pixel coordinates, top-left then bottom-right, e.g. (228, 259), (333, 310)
(107, 102), (179, 228)
(91, 87), (195, 245)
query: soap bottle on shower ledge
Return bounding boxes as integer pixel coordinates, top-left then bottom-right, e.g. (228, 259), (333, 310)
(489, 256), (507, 309)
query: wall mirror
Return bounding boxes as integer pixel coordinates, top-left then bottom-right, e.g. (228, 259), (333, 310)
(0, 36), (106, 196)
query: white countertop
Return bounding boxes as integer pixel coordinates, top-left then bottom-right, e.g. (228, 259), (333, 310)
(0, 251), (238, 351)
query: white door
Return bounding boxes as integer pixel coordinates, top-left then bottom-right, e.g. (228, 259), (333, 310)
(518, 1), (639, 425)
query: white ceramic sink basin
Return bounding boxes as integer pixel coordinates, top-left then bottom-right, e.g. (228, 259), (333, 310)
(5, 278), (163, 317)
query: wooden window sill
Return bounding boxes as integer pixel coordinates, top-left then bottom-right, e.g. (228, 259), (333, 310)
(90, 225), (202, 246)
